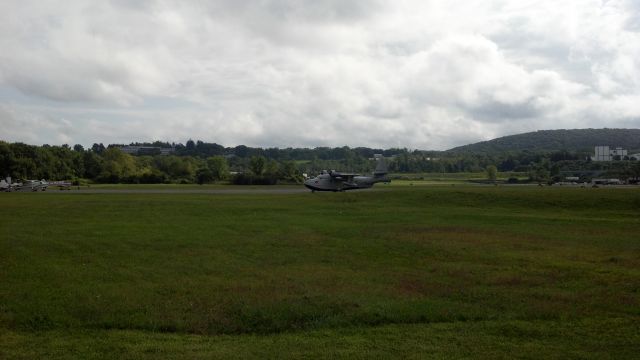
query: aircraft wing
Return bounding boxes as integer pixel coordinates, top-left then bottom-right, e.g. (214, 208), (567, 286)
(329, 171), (359, 180)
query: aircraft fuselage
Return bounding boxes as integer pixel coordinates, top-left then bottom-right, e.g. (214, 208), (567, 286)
(304, 173), (387, 192)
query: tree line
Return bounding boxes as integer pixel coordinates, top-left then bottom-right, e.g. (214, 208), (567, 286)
(1, 140), (638, 184)
(0, 141), (308, 184)
(448, 128), (640, 153)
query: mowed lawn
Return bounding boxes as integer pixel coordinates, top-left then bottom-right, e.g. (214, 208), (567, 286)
(1, 186), (639, 359)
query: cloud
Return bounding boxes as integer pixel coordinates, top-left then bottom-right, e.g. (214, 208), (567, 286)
(0, 104), (76, 144)
(0, 0), (639, 149)
(403, 35), (587, 122)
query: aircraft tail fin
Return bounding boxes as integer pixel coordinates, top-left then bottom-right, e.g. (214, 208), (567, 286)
(373, 155), (388, 177)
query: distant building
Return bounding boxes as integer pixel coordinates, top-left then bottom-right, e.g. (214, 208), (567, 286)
(118, 146), (175, 156)
(591, 146), (628, 161)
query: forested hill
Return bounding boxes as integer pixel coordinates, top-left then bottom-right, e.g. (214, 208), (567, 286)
(448, 129), (640, 154)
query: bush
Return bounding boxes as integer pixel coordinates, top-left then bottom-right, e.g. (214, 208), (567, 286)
(137, 171), (167, 184)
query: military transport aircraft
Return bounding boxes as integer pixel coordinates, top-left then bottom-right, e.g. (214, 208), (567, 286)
(304, 156), (390, 192)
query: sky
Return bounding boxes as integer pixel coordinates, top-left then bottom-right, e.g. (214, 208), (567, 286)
(1, 0), (639, 150)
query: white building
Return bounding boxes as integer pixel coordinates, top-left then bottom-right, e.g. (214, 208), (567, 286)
(591, 146), (628, 161)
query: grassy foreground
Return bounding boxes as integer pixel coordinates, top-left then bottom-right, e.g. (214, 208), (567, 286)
(1, 186), (639, 358)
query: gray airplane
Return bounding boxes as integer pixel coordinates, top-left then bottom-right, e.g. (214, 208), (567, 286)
(19, 179), (48, 192)
(0, 177), (21, 192)
(1, 177), (13, 192)
(304, 156), (390, 192)
(2, 178), (49, 192)
(1, 176), (72, 192)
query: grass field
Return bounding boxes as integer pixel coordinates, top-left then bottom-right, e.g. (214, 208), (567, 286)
(1, 186), (639, 358)
(390, 171), (529, 183)
(77, 183), (302, 190)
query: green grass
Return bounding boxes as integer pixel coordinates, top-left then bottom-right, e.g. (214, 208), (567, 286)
(1, 187), (639, 358)
(389, 172), (529, 185)
(83, 183), (302, 190)
(2, 318), (638, 359)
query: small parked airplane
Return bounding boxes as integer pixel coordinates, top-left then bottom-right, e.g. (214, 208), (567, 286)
(0, 177), (21, 192)
(304, 156), (390, 192)
(2, 176), (73, 192)
(16, 179), (49, 192)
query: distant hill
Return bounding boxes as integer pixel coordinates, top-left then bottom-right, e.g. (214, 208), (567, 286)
(447, 129), (640, 154)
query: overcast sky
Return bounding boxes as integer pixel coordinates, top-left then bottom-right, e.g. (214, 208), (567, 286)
(1, 1), (639, 150)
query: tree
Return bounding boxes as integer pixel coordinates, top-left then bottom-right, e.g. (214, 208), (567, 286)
(529, 161), (550, 184)
(632, 162), (640, 181)
(206, 156), (229, 181)
(234, 145), (248, 158)
(99, 148), (137, 182)
(185, 139), (196, 154)
(486, 165), (498, 182)
(0, 142), (16, 177)
(155, 156), (195, 181)
(195, 167), (214, 184)
(264, 159), (279, 177)
(249, 156), (266, 176)
(83, 151), (103, 179)
(280, 160), (302, 183)
(44, 145), (77, 180)
(91, 143), (105, 154)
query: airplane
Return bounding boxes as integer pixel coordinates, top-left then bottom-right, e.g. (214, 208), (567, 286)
(2, 176), (74, 192)
(0, 177), (21, 192)
(14, 179), (48, 192)
(304, 155), (390, 192)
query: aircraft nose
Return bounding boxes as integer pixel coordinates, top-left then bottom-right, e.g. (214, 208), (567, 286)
(304, 177), (318, 186)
